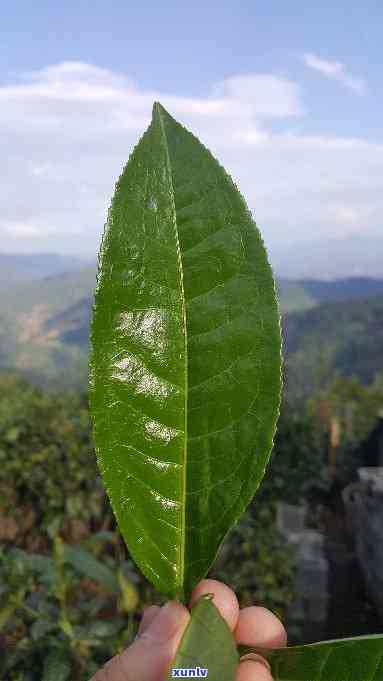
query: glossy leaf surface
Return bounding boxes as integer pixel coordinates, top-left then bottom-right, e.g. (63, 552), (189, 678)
(167, 595), (238, 681)
(89, 102), (281, 599)
(239, 635), (383, 681)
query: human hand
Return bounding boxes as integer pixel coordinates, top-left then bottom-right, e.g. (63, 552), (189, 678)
(90, 578), (287, 681)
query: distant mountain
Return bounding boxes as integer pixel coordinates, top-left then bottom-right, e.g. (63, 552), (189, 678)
(0, 265), (382, 392)
(295, 278), (383, 304)
(4, 237), (382, 284)
(272, 237), (383, 280)
(284, 295), (383, 402)
(276, 277), (383, 313)
(44, 297), (92, 349)
(0, 266), (96, 320)
(0, 267), (96, 388)
(277, 280), (316, 313)
(0, 253), (91, 283)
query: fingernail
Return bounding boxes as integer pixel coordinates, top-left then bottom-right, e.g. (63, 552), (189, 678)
(141, 601), (186, 643)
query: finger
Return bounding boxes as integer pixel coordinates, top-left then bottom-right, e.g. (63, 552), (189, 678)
(138, 605), (161, 635)
(235, 606), (287, 648)
(189, 579), (240, 632)
(236, 658), (273, 681)
(90, 601), (190, 681)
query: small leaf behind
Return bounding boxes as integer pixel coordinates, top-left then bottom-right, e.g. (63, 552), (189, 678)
(167, 595), (238, 681)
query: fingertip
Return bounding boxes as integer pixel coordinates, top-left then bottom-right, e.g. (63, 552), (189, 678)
(140, 601), (189, 644)
(138, 605), (161, 636)
(190, 579), (240, 631)
(235, 606), (287, 648)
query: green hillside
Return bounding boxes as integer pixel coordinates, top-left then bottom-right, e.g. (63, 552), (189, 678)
(284, 295), (383, 402)
(0, 267), (96, 388)
(0, 265), (96, 318)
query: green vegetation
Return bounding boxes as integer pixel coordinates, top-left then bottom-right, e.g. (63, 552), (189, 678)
(0, 374), (306, 679)
(0, 374), (156, 679)
(0, 372), (381, 678)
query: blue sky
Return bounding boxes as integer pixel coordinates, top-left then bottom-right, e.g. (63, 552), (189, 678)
(1, 1), (382, 256)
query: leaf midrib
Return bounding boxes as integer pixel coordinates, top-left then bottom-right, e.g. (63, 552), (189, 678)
(155, 103), (188, 598)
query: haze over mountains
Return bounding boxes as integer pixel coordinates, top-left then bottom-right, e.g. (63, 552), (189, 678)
(1, 235), (382, 284)
(0, 253), (90, 283)
(271, 236), (383, 280)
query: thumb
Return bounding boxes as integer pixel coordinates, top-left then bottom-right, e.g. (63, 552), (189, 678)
(91, 601), (190, 681)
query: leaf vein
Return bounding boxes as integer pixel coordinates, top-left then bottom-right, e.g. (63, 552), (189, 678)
(188, 387), (260, 442)
(189, 343), (258, 392)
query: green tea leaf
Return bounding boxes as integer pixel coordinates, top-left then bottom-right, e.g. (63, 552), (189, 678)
(239, 635), (383, 681)
(63, 544), (119, 593)
(42, 648), (71, 681)
(10, 547), (55, 585)
(90, 102), (282, 599)
(167, 595), (238, 681)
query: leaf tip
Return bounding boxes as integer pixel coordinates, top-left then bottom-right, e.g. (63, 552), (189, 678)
(152, 101), (166, 119)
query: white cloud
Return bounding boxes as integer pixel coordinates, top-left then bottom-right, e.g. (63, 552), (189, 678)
(0, 61), (381, 259)
(1, 219), (59, 239)
(213, 74), (304, 117)
(303, 53), (368, 95)
(332, 206), (361, 225)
